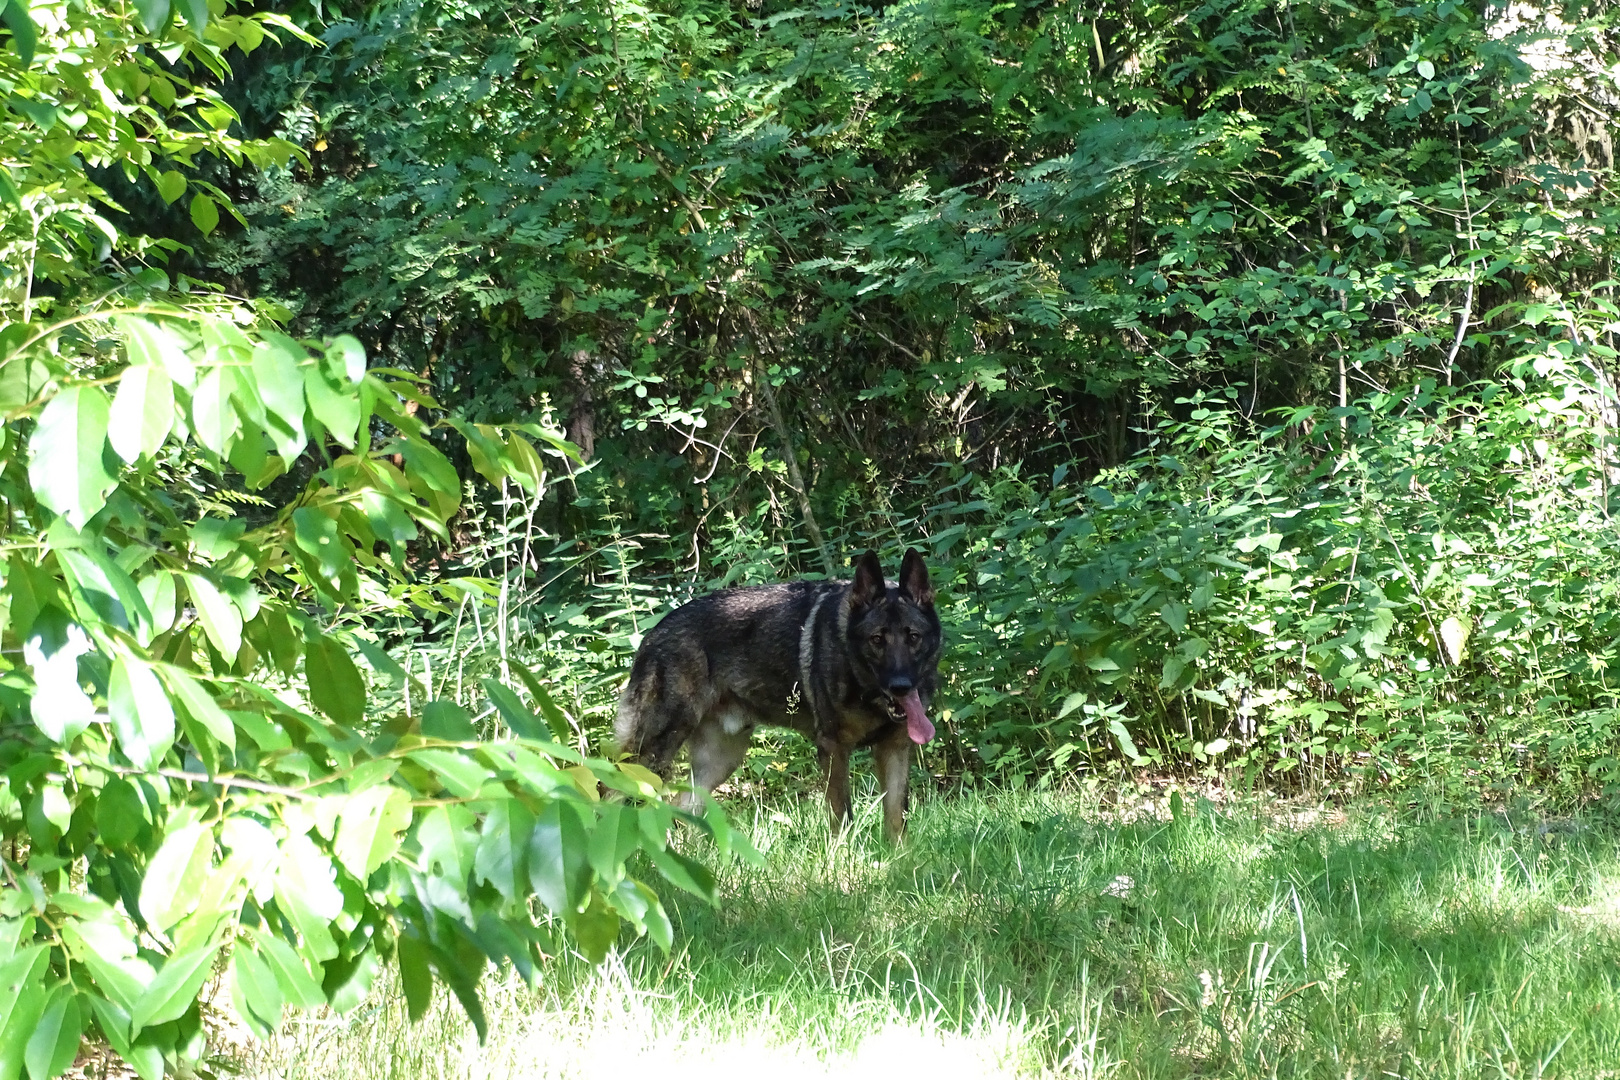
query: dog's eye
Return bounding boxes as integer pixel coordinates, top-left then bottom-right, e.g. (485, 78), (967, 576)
(869, 632), (884, 646)
(906, 629), (920, 643)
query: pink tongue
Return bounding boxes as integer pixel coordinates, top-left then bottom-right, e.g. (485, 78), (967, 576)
(900, 689), (935, 744)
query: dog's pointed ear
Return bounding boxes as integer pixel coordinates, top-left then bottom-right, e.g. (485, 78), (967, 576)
(899, 548), (934, 607)
(850, 549), (885, 611)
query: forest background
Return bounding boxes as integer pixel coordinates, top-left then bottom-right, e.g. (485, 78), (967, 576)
(4, 0), (1620, 1075)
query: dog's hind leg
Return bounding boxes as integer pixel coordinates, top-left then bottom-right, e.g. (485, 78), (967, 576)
(638, 696), (704, 778)
(680, 711), (753, 812)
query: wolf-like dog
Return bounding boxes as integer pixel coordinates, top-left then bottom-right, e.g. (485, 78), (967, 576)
(615, 549), (941, 841)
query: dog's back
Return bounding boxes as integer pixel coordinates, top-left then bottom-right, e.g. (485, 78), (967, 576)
(614, 579), (839, 772)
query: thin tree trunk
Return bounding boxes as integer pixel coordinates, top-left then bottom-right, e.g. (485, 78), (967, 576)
(736, 307), (836, 575)
(753, 355), (835, 576)
(566, 348), (596, 464)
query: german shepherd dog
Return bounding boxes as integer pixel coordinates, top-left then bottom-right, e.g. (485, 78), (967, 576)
(615, 550), (941, 841)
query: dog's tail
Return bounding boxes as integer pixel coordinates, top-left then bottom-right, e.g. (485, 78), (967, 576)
(613, 674), (654, 760)
(615, 627), (711, 775)
(614, 648), (684, 771)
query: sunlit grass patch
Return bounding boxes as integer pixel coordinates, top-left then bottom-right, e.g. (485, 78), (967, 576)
(260, 785), (1620, 1079)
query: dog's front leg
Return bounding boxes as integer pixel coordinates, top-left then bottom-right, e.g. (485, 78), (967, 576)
(873, 733), (912, 843)
(820, 742), (853, 833)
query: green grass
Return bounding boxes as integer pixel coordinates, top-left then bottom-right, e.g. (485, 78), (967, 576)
(263, 783), (1620, 1079)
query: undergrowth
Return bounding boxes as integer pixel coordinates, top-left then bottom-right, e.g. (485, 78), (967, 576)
(373, 367), (1620, 807)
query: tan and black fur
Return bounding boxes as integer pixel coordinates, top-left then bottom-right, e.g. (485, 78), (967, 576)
(615, 549), (942, 841)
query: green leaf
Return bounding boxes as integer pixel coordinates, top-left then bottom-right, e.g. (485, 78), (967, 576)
(118, 318), (196, 389)
(586, 802), (642, 882)
(25, 985), (83, 1080)
(645, 846), (717, 904)
(329, 336), (366, 383)
(303, 363), (361, 448)
(190, 366), (239, 456)
(480, 678), (547, 739)
(1159, 656), (1187, 691)
(333, 785), (411, 881)
(323, 942), (379, 1015)
(133, 0), (170, 33)
(226, 419), (282, 489)
(417, 806), (473, 893)
(138, 823), (212, 931)
(29, 385), (115, 528)
(250, 335), (308, 459)
(154, 171), (186, 206)
(420, 699), (476, 740)
(96, 778), (147, 849)
(0, 970), (46, 1080)
(158, 666), (236, 750)
(129, 943), (218, 1032)
(108, 363), (174, 464)
(176, 0), (206, 31)
(1109, 718), (1142, 763)
(431, 933), (487, 1041)
(395, 935), (433, 1022)
(84, 995), (161, 1080)
(509, 666), (573, 743)
(189, 516), (244, 560)
(230, 947), (282, 1040)
(182, 573), (241, 662)
(23, 612), (95, 745)
(528, 801), (589, 915)
(189, 193), (219, 236)
(274, 833), (344, 963)
(620, 879), (672, 951)
(504, 433), (547, 495)
(449, 420), (510, 489)
(474, 798), (534, 902)
(0, 946), (49, 1051)
(416, 804), (475, 882)
(359, 490), (418, 557)
(305, 635), (364, 726)
(31, 783), (71, 839)
(250, 932), (324, 1009)
(401, 438), (458, 495)
(7, 95), (55, 130)
(62, 928), (150, 1015)
(1159, 601), (1188, 634)
(569, 892), (621, 964)
(406, 749), (490, 798)
(1, 0), (37, 66)
(6, 553), (56, 641)
(352, 638), (406, 685)
(59, 546), (152, 640)
(108, 655), (176, 771)
(1439, 615), (1469, 665)
(292, 508), (353, 599)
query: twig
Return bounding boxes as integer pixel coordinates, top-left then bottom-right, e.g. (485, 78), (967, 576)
(1444, 280), (1475, 372)
(854, 311), (924, 363)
